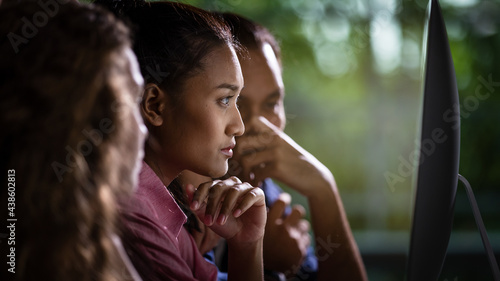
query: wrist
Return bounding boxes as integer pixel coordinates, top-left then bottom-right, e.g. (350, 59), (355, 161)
(227, 236), (264, 250)
(227, 238), (264, 280)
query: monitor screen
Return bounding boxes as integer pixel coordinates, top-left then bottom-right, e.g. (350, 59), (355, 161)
(406, 0), (461, 280)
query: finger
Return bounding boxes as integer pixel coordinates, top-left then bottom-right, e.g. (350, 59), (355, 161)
(236, 116), (291, 158)
(267, 192), (291, 222)
(239, 147), (273, 168)
(234, 135), (266, 157)
(297, 219), (310, 234)
(233, 187), (265, 218)
(284, 205), (306, 226)
(215, 183), (244, 225)
(301, 232), (311, 250)
(204, 182), (226, 226)
(203, 178), (240, 225)
(258, 116), (282, 132)
(237, 150), (277, 185)
(190, 181), (213, 211)
(236, 141), (267, 158)
(241, 116), (279, 143)
(214, 178), (245, 225)
(236, 125), (278, 156)
(251, 160), (278, 186)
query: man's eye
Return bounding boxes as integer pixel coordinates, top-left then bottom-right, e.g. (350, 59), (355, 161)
(266, 101), (278, 108)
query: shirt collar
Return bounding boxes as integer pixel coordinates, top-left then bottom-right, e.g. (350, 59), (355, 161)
(137, 161), (187, 238)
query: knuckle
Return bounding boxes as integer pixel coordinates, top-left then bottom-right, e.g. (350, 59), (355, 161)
(208, 186), (221, 199)
(247, 190), (257, 198)
(241, 182), (253, 189)
(227, 185), (241, 194)
(228, 176), (241, 183)
(247, 187), (263, 199)
(254, 187), (264, 197)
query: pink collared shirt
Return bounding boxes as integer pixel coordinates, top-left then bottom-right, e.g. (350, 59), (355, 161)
(119, 162), (217, 281)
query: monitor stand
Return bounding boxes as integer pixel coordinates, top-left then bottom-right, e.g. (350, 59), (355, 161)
(458, 174), (500, 281)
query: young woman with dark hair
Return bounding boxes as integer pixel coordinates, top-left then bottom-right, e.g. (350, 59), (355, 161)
(0, 1), (145, 280)
(94, 1), (266, 280)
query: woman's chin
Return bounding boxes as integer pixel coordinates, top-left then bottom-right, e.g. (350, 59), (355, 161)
(205, 164), (228, 179)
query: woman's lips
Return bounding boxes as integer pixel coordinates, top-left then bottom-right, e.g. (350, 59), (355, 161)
(221, 144), (235, 158)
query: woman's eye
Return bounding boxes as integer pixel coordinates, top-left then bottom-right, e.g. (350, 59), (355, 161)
(220, 96), (231, 106)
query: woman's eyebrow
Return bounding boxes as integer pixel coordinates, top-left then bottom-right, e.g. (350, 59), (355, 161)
(215, 83), (240, 91)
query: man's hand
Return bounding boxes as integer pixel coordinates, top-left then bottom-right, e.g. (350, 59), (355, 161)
(263, 193), (310, 275)
(231, 117), (334, 198)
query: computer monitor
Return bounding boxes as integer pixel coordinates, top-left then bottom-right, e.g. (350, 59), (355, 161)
(406, 0), (461, 280)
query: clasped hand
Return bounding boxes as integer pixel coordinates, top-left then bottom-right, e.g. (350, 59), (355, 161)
(185, 177), (267, 244)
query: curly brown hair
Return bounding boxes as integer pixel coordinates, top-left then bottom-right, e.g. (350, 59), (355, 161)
(0, 0), (143, 280)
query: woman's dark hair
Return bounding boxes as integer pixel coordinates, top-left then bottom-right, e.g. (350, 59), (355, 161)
(95, 0), (236, 102)
(0, 1), (140, 280)
(220, 12), (282, 68)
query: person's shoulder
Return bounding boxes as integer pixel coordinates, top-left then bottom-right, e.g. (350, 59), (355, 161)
(118, 191), (156, 219)
(121, 215), (218, 281)
(118, 194), (184, 276)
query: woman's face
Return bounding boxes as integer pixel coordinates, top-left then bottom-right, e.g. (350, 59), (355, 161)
(237, 43), (286, 133)
(159, 44), (245, 178)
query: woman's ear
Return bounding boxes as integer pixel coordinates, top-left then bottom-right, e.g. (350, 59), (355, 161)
(141, 83), (167, 127)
